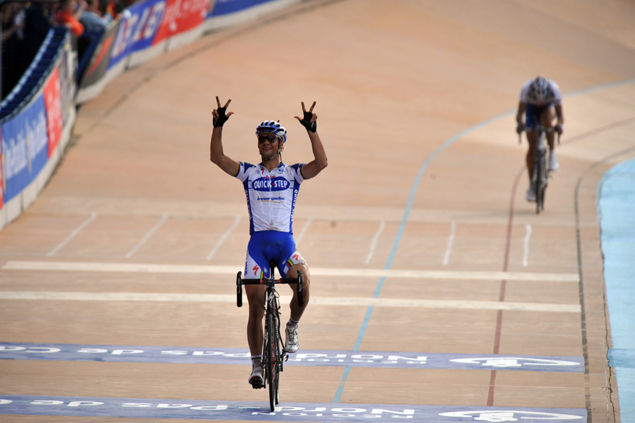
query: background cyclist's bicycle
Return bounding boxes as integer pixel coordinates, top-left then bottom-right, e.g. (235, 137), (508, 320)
(520, 124), (560, 214)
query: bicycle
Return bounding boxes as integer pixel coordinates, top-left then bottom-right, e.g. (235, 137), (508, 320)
(236, 261), (304, 412)
(519, 124), (560, 214)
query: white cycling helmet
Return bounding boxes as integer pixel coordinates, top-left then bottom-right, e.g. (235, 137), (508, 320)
(528, 76), (551, 102)
(256, 120), (287, 143)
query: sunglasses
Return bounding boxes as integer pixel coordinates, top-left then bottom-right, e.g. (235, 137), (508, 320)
(257, 133), (279, 144)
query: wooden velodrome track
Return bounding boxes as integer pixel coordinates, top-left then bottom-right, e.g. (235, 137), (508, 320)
(2, 0), (635, 422)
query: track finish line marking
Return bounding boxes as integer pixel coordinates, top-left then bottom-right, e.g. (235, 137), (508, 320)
(0, 343), (583, 372)
(0, 290), (581, 312)
(2, 260), (580, 282)
(0, 395), (586, 422)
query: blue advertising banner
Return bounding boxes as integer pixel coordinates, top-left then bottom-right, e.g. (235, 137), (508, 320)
(0, 395), (587, 422)
(0, 343), (584, 372)
(109, 0), (167, 69)
(209, 0), (274, 17)
(0, 95), (49, 202)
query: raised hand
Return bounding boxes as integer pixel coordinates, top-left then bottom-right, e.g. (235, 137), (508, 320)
(295, 101), (317, 133)
(213, 96), (234, 128)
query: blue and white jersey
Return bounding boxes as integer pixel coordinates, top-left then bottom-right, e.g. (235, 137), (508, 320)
(235, 162), (305, 234)
(520, 78), (562, 106)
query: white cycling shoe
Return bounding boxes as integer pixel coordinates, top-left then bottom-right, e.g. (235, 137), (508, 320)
(549, 152), (559, 171)
(526, 185), (536, 202)
(284, 324), (299, 353)
(249, 362), (264, 389)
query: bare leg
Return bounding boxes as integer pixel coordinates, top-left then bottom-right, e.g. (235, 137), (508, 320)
(526, 131), (538, 182)
(245, 284), (265, 357)
(286, 263), (310, 322)
(281, 263), (310, 353)
(541, 106), (557, 152)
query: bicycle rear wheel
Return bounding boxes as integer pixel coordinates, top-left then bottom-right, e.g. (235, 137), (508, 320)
(266, 311), (280, 411)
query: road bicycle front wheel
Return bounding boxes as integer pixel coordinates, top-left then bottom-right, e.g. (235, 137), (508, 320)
(262, 321), (270, 392)
(535, 155), (544, 214)
(539, 153), (548, 212)
(539, 180), (546, 211)
(266, 311), (280, 411)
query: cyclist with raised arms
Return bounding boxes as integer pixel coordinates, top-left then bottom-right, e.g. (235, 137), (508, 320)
(515, 76), (564, 202)
(210, 97), (328, 389)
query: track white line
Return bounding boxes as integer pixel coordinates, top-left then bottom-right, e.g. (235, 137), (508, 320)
(365, 220), (385, 264)
(0, 291), (580, 312)
(125, 214), (168, 258)
(47, 213), (97, 256)
(294, 218), (313, 246)
(1, 261), (580, 282)
(442, 221), (456, 266)
(206, 216), (241, 260)
(523, 224), (532, 267)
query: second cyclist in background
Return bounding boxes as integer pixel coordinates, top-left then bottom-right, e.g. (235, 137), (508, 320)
(515, 76), (564, 202)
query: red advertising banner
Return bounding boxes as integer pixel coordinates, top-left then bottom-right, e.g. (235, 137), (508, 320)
(0, 129), (3, 209)
(153, 0), (210, 44)
(43, 68), (63, 158)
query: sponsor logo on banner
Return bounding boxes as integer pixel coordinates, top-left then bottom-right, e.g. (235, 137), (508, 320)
(0, 96), (49, 202)
(43, 69), (63, 157)
(449, 357), (580, 368)
(439, 410), (583, 422)
(0, 130), (3, 208)
(110, 0), (167, 68)
(209, 0), (272, 17)
(154, 0), (210, 43)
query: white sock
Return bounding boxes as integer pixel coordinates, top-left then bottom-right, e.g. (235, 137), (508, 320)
(287, 318), (299, 328)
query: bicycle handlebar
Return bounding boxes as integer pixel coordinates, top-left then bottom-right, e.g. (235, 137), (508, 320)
(236, 271), (304, 308)
(517, 127), (561, 145)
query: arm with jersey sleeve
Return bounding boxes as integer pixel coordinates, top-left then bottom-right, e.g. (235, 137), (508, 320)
(516, 81), (532, 134)
(516, 101), (527, 134)
(294, 101), (328, 180)
(210, 96), (240, 176)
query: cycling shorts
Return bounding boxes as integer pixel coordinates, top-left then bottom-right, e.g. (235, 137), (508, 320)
(243, 230), (307, 279)
(525, 103), (553, 130)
